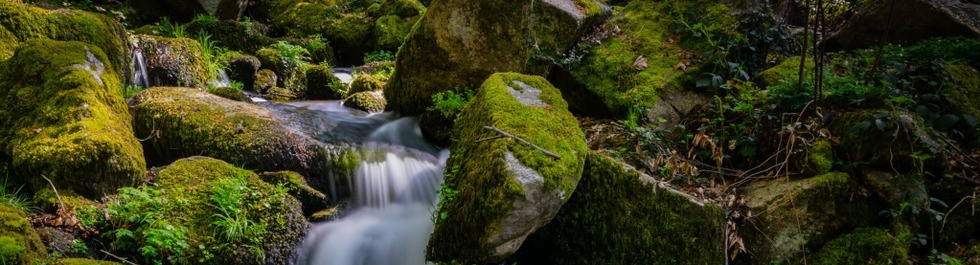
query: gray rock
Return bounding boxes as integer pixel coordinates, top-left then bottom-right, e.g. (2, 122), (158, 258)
(826, 0), (980, 50)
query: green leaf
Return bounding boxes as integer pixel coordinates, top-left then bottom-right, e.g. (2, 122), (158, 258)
(935, 114), (960, 129)
(874, 119), (885, 131)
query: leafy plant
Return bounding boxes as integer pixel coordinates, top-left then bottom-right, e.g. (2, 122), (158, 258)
(207, 176), (265, 244)
(270, 41), (310, 68)
(108, 186), (190, 265)
(196, 33), (229, 81)
(158, 17), (187, 39)
(191, 14), (219, 29)
(428, 89), (474, 119)
(124, 85), (144, 98)
(363, 50), (395, 63)
(620, 103), (643, 131)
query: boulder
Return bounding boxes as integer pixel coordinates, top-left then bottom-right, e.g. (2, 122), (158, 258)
(830, 110), (951, 173)
(54, 258), (122, 265)
(256, 47), (307, 94)
(259, 171), (329, 215)
(348, 73), (383, 94)
(186, 19), (275, 53)
(755, 56), (814, 89)
(227, 54), (261, 90)
(128, 87), (358, 193)
(373, 14), (422, 51)
(0, 0), (130, 83)
(207, 86), (252, 102)
(739, 172), (883, 264)
(131, 0), (252, 21)
(550, 0), (735, 117)
(517, 151), (726, 264)
(0, 206), (48, 264)
(105, 157), (311, 264)
(342, 91), (387, 113)
(255, 69), (278, 92)
(0, 39), (145, 199)
(384, 0), (607, 116)
(133, 34), (212, 88)
(943, 65), (980, 120)
(856, 166), (929, 209)
(305, 65), (346, 100)
(825, 0), (980, 50)
(809, 227), (909, 264)
(427, 73), (587, 263)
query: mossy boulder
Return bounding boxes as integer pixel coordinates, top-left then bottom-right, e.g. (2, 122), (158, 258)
(553, 0), (735, 116)
(517, 151), (725, 264)
(0, 0), (130, 82)
(342, 91), (386, 113)
(384, 0), (607, 116)
(348, 73), (383, 94)
(0, 39), (145, 199)
(830, 110), (950, 173)
(825, 0), (980, 50)
(856, 166), (929, 210)
(792, 138), (835, 176)
(943, 64), (980, 120)
(54, 258), (122, 265)
(809, 227), (909, 264)
(259, 171), (329, 215)
(740, 172), (882, 264)
(186, 20), (275, 53)
(374, 14), (422, 51)
(269, 1), (375, 64)
(374, 0), (426, 17)
(305, 65), (346, 100)
(755, 56), (814, 89)
(207, 86), (252, 102)
(133, 34), (212, 88)
(106, 157), (310, 264)
(427, 73), (587, 263)
(0, 206), (47, 264)
(227, 54), (261, 90)
(267, 86), (298, 101)
(129, 87), (353, 187)
(254, 69), (278, 92)
(255, 48), (307, 94)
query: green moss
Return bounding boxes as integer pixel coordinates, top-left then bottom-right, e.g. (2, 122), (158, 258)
(255, 69), (278, 92)
(256, 47), (308, 94)
(323, 13), (376, 61)
(134, 35), (212, 88)
(756, 56), (814, 89)
(349, 73), (384, 94)
(942, 64), (980, 119)
(305, 65), (345, 99)
(54, 258), (122, 265)
(831, 110), (946, 171)
(0, 206), (47, 264)
(428, 73), (587, 262)
(0, 39), (145, 199)
(810, 227), (909, 265)
(376, 0), (425, 17)
(208, 86), (251, 102)
(519, 151), (725, 264)
(342, 91), (386, 113)
(268, 87), (298, 101)
(374, 15), (420, 51)
(0, 0), (129, 78)
(106, 157), (308, 264)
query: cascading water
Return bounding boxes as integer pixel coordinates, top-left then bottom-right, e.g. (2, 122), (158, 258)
(297, 117), (446, 265)
(131, 37), (150, 89)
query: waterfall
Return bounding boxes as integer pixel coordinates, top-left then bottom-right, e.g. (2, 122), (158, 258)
(210, 69), (232, 88)
(297, 117), (446, 265)
(131, 37), (150, 89)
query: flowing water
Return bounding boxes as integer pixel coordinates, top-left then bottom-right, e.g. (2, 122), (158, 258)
(294, 113), (446, 265)
(131, 37), (150, 89)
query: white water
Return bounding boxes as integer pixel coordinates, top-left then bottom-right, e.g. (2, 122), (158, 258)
(131, 37), (150, 89)
(297, 117), (446, 265)
(210, 69), (232, 88)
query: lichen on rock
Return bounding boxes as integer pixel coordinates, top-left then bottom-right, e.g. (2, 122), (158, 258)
(0, 39), (145, 199)
(427, 73), (587, 263)
(342, 90), (386, 113)
(132, 34), (212, 88)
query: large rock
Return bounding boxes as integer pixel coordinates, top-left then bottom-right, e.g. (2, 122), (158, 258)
(133, 35), (212, 89)
(825, 0), (980, 50)
(0, 39), (145, 199)
(0, 0), (130, 83)
(384, 0), (606, 116)
(131, 0), (251, 21)
(517, 151), (726, 264)
(105, 157), (311, 264)
(0, 206), (48, 264)
(809, 227), (909, 264)
(739, 172), (883, 264)
(830, 110), (950, 172)
(128, 87), (358, 193)
(427, 73), (587, 263)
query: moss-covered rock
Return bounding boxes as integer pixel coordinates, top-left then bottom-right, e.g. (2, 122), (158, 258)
(348, 73), (383, 94)
(943, 64), (980, 120)
(830, 110), (950, 173)
(106, 157), (310, 264)
(0, 206), (47, 264)
(384, 0), (607, 116)
(54, 258), (122, 265)
(227, 54), (261, 90)
(259, 171), (328, 215)
(254, 69), (278, 92)
(0, 0), (130, 82)
(322, 13), (376, 63)
(809, 227), (909, 264)
(517, 151), (725, 264)
(342, 91), (386, 113)
(740, 172), (883, 264)
(375, 0), (425, 17)
(755, 56), (814, 89)
(133, 34), (212, 88)
(0, 39), (145, 199)
(267, 86), (298, 101)
(427, 73), (587, 263)
(793, 138), (834, 176)
(856, 166), (929, 210)
(208, 86), (252, 102)
(305, 65), (346, 100)
(374, 14), (421, 51)
(256, 48), (307, 94)
(186, 19), (275, 53)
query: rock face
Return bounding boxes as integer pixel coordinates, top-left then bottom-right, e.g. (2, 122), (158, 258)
(0, 39), (145, 199)
(133, 35), (212, 88)
(825, 0), (980, 50)
(517, 151), (726, 264)
(739, 172), (883, 264)
(227, 54), (262, 90)
(0, 0), (130, 83)
(132, 0), (252, 21)
(106, 157), (311, 264)
(384, 0), (606, 116)
(342, 91), (387, 113)
(128, 87), (357, 193)
(0, 206), (48, 264)
(427, 73), (587, 263)
(305, 65), (345, 100)
(830, 110), (950, 172)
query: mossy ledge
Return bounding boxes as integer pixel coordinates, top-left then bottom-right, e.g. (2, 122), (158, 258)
(516, 151), (726, 264)
(427, 73), (587, 263)
(0, 206), (48, 264)
(0, 39), (145, 199)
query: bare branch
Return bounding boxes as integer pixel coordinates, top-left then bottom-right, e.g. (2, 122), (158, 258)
(481, 126), (561, 160)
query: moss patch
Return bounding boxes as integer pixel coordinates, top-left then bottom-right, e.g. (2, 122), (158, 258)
(133, 35), (212, 88)
(517, 151), (725, 264)
(0, 206), (47, 264)
(0, 39), (145, 199)
(54, 258), (122, 265)
(342, 91), (386, 113)
(942, 64), (980, 120)
(810, 227), (909, 264)
(374, 15), (420, 51)
(305, 65), (345, 99)
(427, 73), (587, 262)
(348, 73), (383, 94)
(755, 56), (815, 89)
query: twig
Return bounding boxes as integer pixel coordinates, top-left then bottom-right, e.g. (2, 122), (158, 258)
(940, 191), (978, 237)
(481, 126), (561, 160)
(40, 175), (64, 210)
(101, 249), (140, 265)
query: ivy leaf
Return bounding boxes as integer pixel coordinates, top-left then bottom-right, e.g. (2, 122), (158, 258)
(696, 78), (712, 88)
(935, 114), (960, 130)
